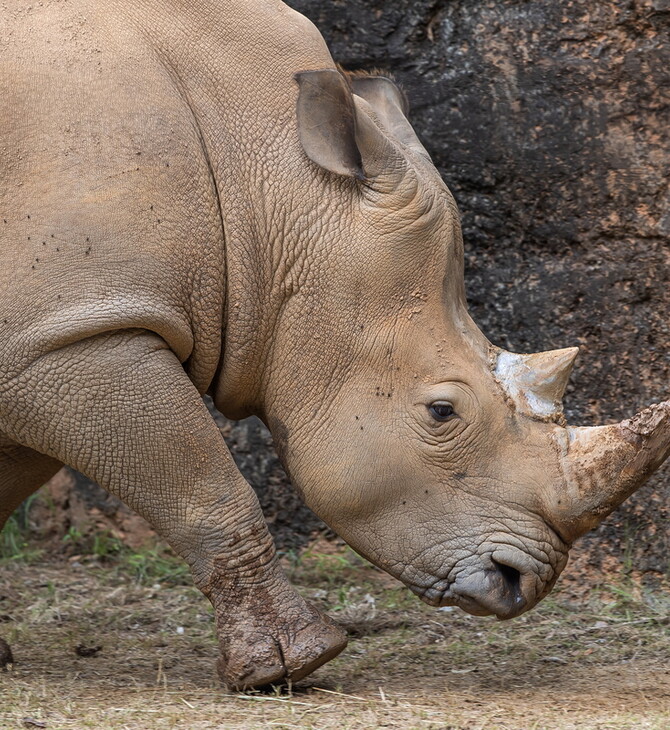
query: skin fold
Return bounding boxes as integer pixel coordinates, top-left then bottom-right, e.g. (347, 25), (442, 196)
(0, 0), (668, 689)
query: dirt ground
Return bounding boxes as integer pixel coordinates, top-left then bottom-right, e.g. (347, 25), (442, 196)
(1, 539), (669, 730)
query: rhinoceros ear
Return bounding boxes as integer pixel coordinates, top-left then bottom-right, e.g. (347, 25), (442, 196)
(295, 69), (366, 179)
(349, 75), (430, 160)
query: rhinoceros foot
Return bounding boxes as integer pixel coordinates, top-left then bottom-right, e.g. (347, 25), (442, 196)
(216, 594), (347, 691)
(0, 637), (14, 670)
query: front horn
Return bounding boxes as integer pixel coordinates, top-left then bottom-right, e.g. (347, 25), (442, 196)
(552, 401), (670, 541)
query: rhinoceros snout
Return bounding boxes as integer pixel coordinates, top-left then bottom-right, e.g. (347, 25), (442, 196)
(449, 551), (552, 620)
(451, 562), (525, 619)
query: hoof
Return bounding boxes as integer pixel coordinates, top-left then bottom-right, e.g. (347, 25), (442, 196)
(218, 608), (347, 691)
(0, 638), (13, 670)
(282, 619), (348, 683)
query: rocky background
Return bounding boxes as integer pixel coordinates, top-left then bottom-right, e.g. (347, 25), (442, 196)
(29, 0), (669, 587)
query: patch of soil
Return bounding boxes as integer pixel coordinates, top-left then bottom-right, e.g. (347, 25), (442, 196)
(0, 557), (668, 729)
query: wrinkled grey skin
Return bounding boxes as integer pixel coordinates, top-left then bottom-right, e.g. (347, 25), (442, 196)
(1, 0), (668, 690)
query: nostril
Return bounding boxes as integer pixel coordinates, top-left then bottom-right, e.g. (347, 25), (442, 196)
(449, 560), (532, 619)
(492, 559), (521, 595)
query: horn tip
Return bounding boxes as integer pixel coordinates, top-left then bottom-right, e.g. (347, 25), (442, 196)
(621, 400), (670, 438)
(556, 346), (580, 365)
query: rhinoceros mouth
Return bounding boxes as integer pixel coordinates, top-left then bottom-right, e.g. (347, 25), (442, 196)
(406, 547), (563, 620)
(408, 583), (497, 616)
(408, 578), (529, 619)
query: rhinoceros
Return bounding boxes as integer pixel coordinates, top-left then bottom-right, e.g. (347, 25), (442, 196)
(1, 0), (668, 690)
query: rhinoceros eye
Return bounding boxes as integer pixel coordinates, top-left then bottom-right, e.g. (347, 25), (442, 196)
(428, 401), (456, 421)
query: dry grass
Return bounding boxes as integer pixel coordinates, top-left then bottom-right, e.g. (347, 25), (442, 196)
(0, 544), (669, 729)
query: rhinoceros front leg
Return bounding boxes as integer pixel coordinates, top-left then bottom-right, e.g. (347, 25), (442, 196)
(0, 329), (346, 689)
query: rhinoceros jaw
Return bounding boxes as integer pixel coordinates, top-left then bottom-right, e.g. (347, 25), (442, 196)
(494, 347), (579, 422)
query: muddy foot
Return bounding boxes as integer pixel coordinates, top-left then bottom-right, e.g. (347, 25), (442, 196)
(0, 638), (14, 670)
(216, 594), (347, 691)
